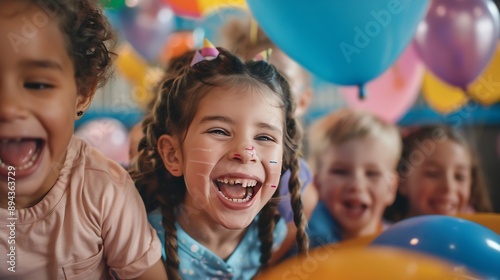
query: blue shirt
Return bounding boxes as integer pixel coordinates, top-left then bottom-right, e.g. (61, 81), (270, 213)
(280, 202), (342, 261)
(306, 202), (392, 249)
(148, 210), (287, 280)
(278, 158), (313, 223)
(307, 201), (342, 249)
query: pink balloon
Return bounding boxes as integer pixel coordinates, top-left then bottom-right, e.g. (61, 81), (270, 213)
(340, 44), (424, 123)
(75, 118), (130, 165)
(414, 0), (500, 88)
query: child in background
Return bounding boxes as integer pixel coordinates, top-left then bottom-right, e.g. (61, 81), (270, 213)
(384, 125), (493, 222)
(0, 1), (165, 279)
(129, 45), (309, 279)
(306, 109), (401, 248)
(221, 16), (318, 262)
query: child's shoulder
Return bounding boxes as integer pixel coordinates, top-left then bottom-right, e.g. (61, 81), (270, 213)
(64, 136), (144, 219)
(70, 136), (131, 186)
(65, 136), (136, 205)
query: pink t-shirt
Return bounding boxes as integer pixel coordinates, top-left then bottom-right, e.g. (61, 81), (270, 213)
(0, 136), (161, 279)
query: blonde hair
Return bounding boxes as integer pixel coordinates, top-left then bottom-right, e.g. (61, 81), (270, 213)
(308, 109), (402, 173)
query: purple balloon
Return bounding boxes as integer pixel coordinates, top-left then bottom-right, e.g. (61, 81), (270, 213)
(118, 0), (176, 62)
(414, 0), (500, 88)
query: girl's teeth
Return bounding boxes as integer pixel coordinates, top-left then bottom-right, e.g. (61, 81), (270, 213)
(218, 189), (253, 203)
(0, 145), (40, 171)
(217, 178), (258, 188)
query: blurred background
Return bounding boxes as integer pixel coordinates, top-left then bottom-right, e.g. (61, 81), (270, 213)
(77, 0), (500, 212)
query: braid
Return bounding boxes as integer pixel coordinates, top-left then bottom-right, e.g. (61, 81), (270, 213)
(129, 77), (187, 277)
(159, 195), (182, 280)
(129, 79), (171, 212)
(257, 191), (279, 271)
(284, 104), (309, 254)
(288, 151), (309, 254)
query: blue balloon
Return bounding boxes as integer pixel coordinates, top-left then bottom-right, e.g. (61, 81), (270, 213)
(246, 0), (429, 88)
(371, 215), (500, 279)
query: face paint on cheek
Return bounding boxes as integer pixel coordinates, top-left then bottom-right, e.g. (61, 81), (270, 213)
(185, 147), (218, 207)
(263, 160), (282, 190)
(267, 171), (281, 189)
(187, 147), (215, 175)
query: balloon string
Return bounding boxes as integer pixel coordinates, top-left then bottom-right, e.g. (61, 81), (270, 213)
(359, 84), (367, 100)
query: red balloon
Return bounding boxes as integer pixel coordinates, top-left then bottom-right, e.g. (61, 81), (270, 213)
(164, 0), (202, 18)
(414, 0), (500, 88)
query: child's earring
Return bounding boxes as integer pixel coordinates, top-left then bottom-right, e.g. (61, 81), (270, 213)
(77, 111), (84, 117)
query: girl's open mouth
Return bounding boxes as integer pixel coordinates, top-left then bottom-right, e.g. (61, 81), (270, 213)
(0, 138), (44, 172)
(215, 177), (262, 203)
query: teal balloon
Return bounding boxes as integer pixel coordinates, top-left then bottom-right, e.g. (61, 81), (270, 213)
(246, 0), (430, 86)
(371, 215), (500, 279)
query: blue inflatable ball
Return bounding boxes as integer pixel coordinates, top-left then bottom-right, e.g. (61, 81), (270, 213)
(371, 215), (500, 279)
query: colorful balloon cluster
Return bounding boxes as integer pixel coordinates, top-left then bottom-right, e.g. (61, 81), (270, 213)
(107, 0), (500, 120)
(247, 0), (500, 119)
(257, 214), (500, 279)
(247, 0), (430, 100)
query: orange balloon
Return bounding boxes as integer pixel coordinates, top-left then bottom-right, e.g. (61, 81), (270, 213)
(160, 32), (195, 64)
(327, 233), (379, 251)
(455, 213), (500, 235)
(166, 0), (202, 18)
(256, 247), (479, 279)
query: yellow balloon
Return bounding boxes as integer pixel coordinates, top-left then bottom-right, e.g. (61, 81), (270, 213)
(455, 213), (500, 235)
(199, 0), (247, 15)
(116, 44), (164, 109)
(468, 46), (500, 105)
(116, 44), (149, 86)
(256, 247), (479, 279)
(422, 71), (468, 114)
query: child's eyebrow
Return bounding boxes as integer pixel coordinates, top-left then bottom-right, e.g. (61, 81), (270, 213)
(200, 115), (282, 134)
(20, 59), (63, 72)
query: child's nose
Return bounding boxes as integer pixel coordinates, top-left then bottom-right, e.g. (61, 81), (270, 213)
(0, 86), (27, 121)
(229, 144), (258, 164)
(440, 173), (457, 192)
(346, 171), (367, 192)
